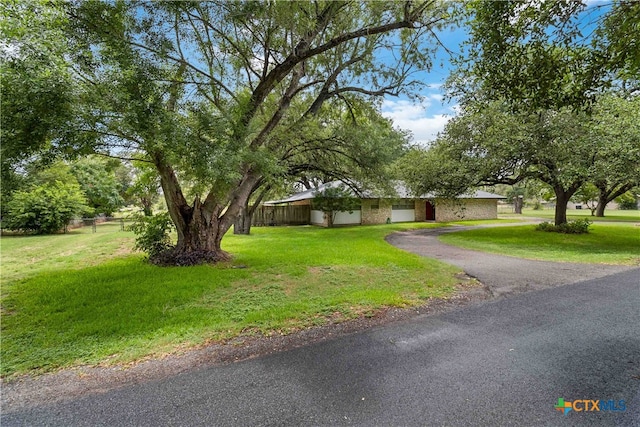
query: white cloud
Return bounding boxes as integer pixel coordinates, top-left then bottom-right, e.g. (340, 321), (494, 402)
(381, 99), (456, 146)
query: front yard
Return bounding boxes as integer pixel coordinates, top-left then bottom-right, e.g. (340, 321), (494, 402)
(1, 223), (460, 377)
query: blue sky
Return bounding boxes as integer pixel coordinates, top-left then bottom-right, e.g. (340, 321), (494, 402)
(381, 24), (466, 146)
(381, 0), (612, 146)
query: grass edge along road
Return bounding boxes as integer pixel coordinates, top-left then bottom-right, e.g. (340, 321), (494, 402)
(1, 223), (462, 378)
(439, 223), (640, 265)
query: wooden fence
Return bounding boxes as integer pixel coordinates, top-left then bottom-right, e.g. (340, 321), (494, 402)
(251, 205), (311, 226)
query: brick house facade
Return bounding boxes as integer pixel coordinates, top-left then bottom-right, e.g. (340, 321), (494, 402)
(266, 182), (505, 226)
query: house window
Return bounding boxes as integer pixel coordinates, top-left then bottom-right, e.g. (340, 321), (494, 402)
(392, 200), (415, 210)
(370, 200), (379, 210)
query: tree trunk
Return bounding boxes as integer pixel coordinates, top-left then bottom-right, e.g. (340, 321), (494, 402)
(153, 153), (231, 265)
(550, 181), (583, 226)
(554, 189), (570, 226)
(141, 198), (153, 216)
(233, 184), (269, 235)
(595, 183), (633, 217)
(234, 206), (252, 235)
(514, 196), (523, 214)
(170, 199), (231, 264)
(152, 150), (262, 265)
(595, 198), (606, 217)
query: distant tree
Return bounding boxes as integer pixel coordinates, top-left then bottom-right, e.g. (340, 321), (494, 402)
(572, 183), (599, 216)
(71, 157), (124, 216)
(3, 163), (88, 234)
(616, 191), (639, 210)
(399, 101), (596, 226)
(233, 101), (410, 235)
(127, 159), (161, 217)
(588, 95), (640, 217)
(312, 185), (361, 228)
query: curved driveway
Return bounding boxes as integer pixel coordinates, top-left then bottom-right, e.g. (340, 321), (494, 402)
(386, 224), (636, 298)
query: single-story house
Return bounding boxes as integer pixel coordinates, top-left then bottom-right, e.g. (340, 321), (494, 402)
(266, 181), (506, 226)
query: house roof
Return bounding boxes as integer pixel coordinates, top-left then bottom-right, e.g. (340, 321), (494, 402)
(265, 181), (505, 205)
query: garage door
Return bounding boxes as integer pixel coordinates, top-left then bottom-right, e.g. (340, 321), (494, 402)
(391, 209), (415, 223)
(334, 210), (361, 225)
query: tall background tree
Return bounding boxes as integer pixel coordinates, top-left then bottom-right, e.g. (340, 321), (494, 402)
(399, 101), (598, 225)
(407, 0), (640, 226)
(60, 1), (452, 264)
(0, 0), (77, 215)
(126, 158), (161, 217)
(588, 95), (640, 216)
(70, 156), (125, 216)
(233, 100), (410, 234)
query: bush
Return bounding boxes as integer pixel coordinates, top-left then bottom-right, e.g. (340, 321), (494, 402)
(616, 192), (638, 210)
(4, 181), (88, 234)
(535, 219), (591, 234)
(128, 212), (174, 259)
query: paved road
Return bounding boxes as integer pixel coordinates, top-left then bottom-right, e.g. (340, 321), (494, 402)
(3, 268), (639, 426)
(386, 225), (635, 297)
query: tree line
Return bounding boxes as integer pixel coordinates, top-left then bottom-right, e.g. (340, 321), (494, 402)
(1, 155), (161, 234)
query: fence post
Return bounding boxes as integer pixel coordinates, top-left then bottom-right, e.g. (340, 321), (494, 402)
(92, 218), (97, 233)
(120, 218), (124, 231)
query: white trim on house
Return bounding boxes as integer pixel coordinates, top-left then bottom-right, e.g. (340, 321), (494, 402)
(310, 209), (362, 225)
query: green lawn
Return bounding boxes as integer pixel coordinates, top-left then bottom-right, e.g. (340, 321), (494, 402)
(1, 223), (460, 377)
(510, 208), (640, 222)
(439, 223), (640, 265)
(0, 222), (133, 288)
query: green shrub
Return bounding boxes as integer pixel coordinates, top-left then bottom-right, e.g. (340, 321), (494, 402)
(128, 212), (174, 258)
(3, 181), (88, 234)
(616, 192), (638, 210)
(312, 184), (361, 227)
(535, 218), (591, 234)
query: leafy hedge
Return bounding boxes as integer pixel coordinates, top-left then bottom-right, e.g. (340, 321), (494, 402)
(3, 181), (88, 234)
(535, 219), (592, 234)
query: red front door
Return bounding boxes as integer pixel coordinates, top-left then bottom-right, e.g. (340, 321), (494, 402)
(425, 201), (435, 220)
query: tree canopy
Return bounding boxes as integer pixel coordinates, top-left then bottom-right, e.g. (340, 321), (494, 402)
(423, 1), (640, 225)
(399, 93), (637, 225)
(56, 0), (451, 264)
(449, 0), (639, 111)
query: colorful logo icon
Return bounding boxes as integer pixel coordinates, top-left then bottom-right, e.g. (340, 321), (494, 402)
(555, 398), (573, 415)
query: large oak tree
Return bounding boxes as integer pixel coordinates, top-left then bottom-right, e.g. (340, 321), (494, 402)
(62, 1), (449, 264)
(400, 101), (597, 225)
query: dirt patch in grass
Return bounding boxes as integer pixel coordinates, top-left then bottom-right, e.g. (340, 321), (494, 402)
(1, 276), (489, 413)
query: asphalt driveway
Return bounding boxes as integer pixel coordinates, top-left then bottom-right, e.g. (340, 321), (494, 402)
(386, 224), (636, 297)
